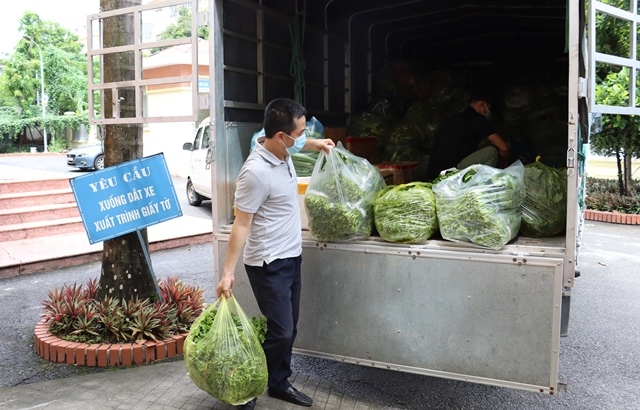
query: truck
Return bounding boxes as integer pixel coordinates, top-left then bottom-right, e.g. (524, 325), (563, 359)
(88, 0), (637, 396)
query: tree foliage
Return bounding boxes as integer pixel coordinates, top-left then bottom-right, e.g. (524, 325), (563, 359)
(0, 11), (89, 145)
(151, 6), (208, 53)
(2, 12), (87, 116)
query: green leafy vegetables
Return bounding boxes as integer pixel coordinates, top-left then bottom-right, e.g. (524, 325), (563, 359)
(520, 161), (567, 237)
(184, 297), (268, 406)
(304, 143), (386, 242)
(291, 151), (319, 177)
(291, 118), (324, 176)
(433, 161), (525, 250)
(373, 182), (438, 243)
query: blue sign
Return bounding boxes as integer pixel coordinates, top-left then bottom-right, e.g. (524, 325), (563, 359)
(69, 153), (183, 244)
(198, 78), (209, 93)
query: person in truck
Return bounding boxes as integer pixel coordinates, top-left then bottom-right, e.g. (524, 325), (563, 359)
(216, 98), (335, 410)
(426, 89), (510, 181)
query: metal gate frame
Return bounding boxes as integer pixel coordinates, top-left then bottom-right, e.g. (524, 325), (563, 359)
(86, 0), (202, 125)
(588, 0), (640, 115)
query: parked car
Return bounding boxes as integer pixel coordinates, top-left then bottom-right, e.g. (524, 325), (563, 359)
(182, 117), (212, 206)
(66, 143), (104, 170)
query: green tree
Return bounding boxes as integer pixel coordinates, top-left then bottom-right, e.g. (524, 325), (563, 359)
(0, 11), (89, 149)
(3, 11), (88, 116)
(151, 6), (208, 53)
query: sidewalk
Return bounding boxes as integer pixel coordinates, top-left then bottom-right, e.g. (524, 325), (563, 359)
(0, 360), (390, 410)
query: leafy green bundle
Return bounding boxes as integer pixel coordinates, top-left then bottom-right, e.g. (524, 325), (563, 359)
(291, 117), (324, 176)
(520, 161), (567, 237)
(433, 161), (525, 250)
(305, 143), (386, 242)
(291, 151), (319, 177)
(184, 297), (268, 406)
(373, 182), (438, 243)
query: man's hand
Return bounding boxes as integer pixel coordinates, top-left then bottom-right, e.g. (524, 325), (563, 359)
(305, 138), (335, 153)
(216, 272), (235, 300)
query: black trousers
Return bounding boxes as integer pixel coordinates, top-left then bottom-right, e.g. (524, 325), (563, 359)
(245, 255), (302, 393)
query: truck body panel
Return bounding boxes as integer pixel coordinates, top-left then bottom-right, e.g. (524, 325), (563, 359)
(217, 234), (564, 393)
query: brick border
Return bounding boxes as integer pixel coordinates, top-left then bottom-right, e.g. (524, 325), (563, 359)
(34, 319), (187, 367)
(584, 209), (640, 225)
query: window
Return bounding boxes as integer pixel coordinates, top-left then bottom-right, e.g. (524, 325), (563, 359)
(193, 127), (204, 149)
(202, 126), (211, 148)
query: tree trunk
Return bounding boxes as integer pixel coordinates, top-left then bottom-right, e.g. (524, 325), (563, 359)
(616, 149), (626, 196)
(97, 0), (158, 301)
(624, 151), (632, 196)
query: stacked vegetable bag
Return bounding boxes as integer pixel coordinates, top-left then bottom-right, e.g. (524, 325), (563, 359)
(373, 182), (438, 243)
(304, 143), (386, 242)
(184, 296), (268, 406)
(520, 161), (567, 237)
(432, 161), (525, 250)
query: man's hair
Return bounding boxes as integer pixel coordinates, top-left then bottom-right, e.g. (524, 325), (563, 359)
(263, 98), (306, 138)
(469, 89), (494, 106)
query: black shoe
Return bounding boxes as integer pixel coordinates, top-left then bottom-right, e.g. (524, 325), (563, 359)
(268, 386), (312, 407)
(237, 398), (256, 410)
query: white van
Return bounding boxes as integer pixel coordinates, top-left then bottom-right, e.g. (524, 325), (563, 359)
(182, 117), (212, 206)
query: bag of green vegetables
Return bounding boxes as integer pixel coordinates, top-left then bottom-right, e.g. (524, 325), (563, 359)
(304, 142), (386, 242)
(432, 161), (525, 250)
(184, 296), (268, 406)
(520, 160), (567, 237)
(373, 182), (438, 243)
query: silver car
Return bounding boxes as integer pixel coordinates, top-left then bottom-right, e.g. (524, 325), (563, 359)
(66, 143), (104, 170)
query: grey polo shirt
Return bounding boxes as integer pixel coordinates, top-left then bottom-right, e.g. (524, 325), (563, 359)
(234, 142), (302, 266)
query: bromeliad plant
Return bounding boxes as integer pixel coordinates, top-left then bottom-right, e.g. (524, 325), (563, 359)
(41, 277), (205, 345)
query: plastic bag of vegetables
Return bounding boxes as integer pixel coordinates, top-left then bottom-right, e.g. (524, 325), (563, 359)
(520, 160), (567, 237)
(373, 182), (438, 243)
(304, 142), (386, 242)
(433, 161), (525, 250)
(184, 296), (268, 406)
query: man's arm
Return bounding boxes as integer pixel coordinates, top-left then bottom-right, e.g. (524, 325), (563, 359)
(487, 133), (510, 165)
(216, 209), (253, 299)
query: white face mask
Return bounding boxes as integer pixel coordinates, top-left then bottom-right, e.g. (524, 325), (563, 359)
(483, 102), (492, 119)
(282, 132), (307, 155)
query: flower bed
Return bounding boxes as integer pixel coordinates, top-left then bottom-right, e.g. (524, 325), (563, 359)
(34, 319), (188, 367)
(584, 209), (640, 225)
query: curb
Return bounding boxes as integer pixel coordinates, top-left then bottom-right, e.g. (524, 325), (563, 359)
(34, 319), (187, 367)
(584, 209), (640, 225)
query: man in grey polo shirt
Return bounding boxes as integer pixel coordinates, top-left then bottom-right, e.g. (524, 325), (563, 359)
(216, 98), (335, 409)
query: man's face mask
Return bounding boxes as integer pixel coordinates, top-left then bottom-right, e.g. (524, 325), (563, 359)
(282, 132), (307, 155)
(483, 102), (492, 119)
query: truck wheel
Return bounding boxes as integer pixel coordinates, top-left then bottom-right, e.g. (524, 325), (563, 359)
(187, 179), (203, 206)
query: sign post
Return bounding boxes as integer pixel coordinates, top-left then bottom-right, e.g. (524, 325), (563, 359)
(69, 153), (183, 300)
